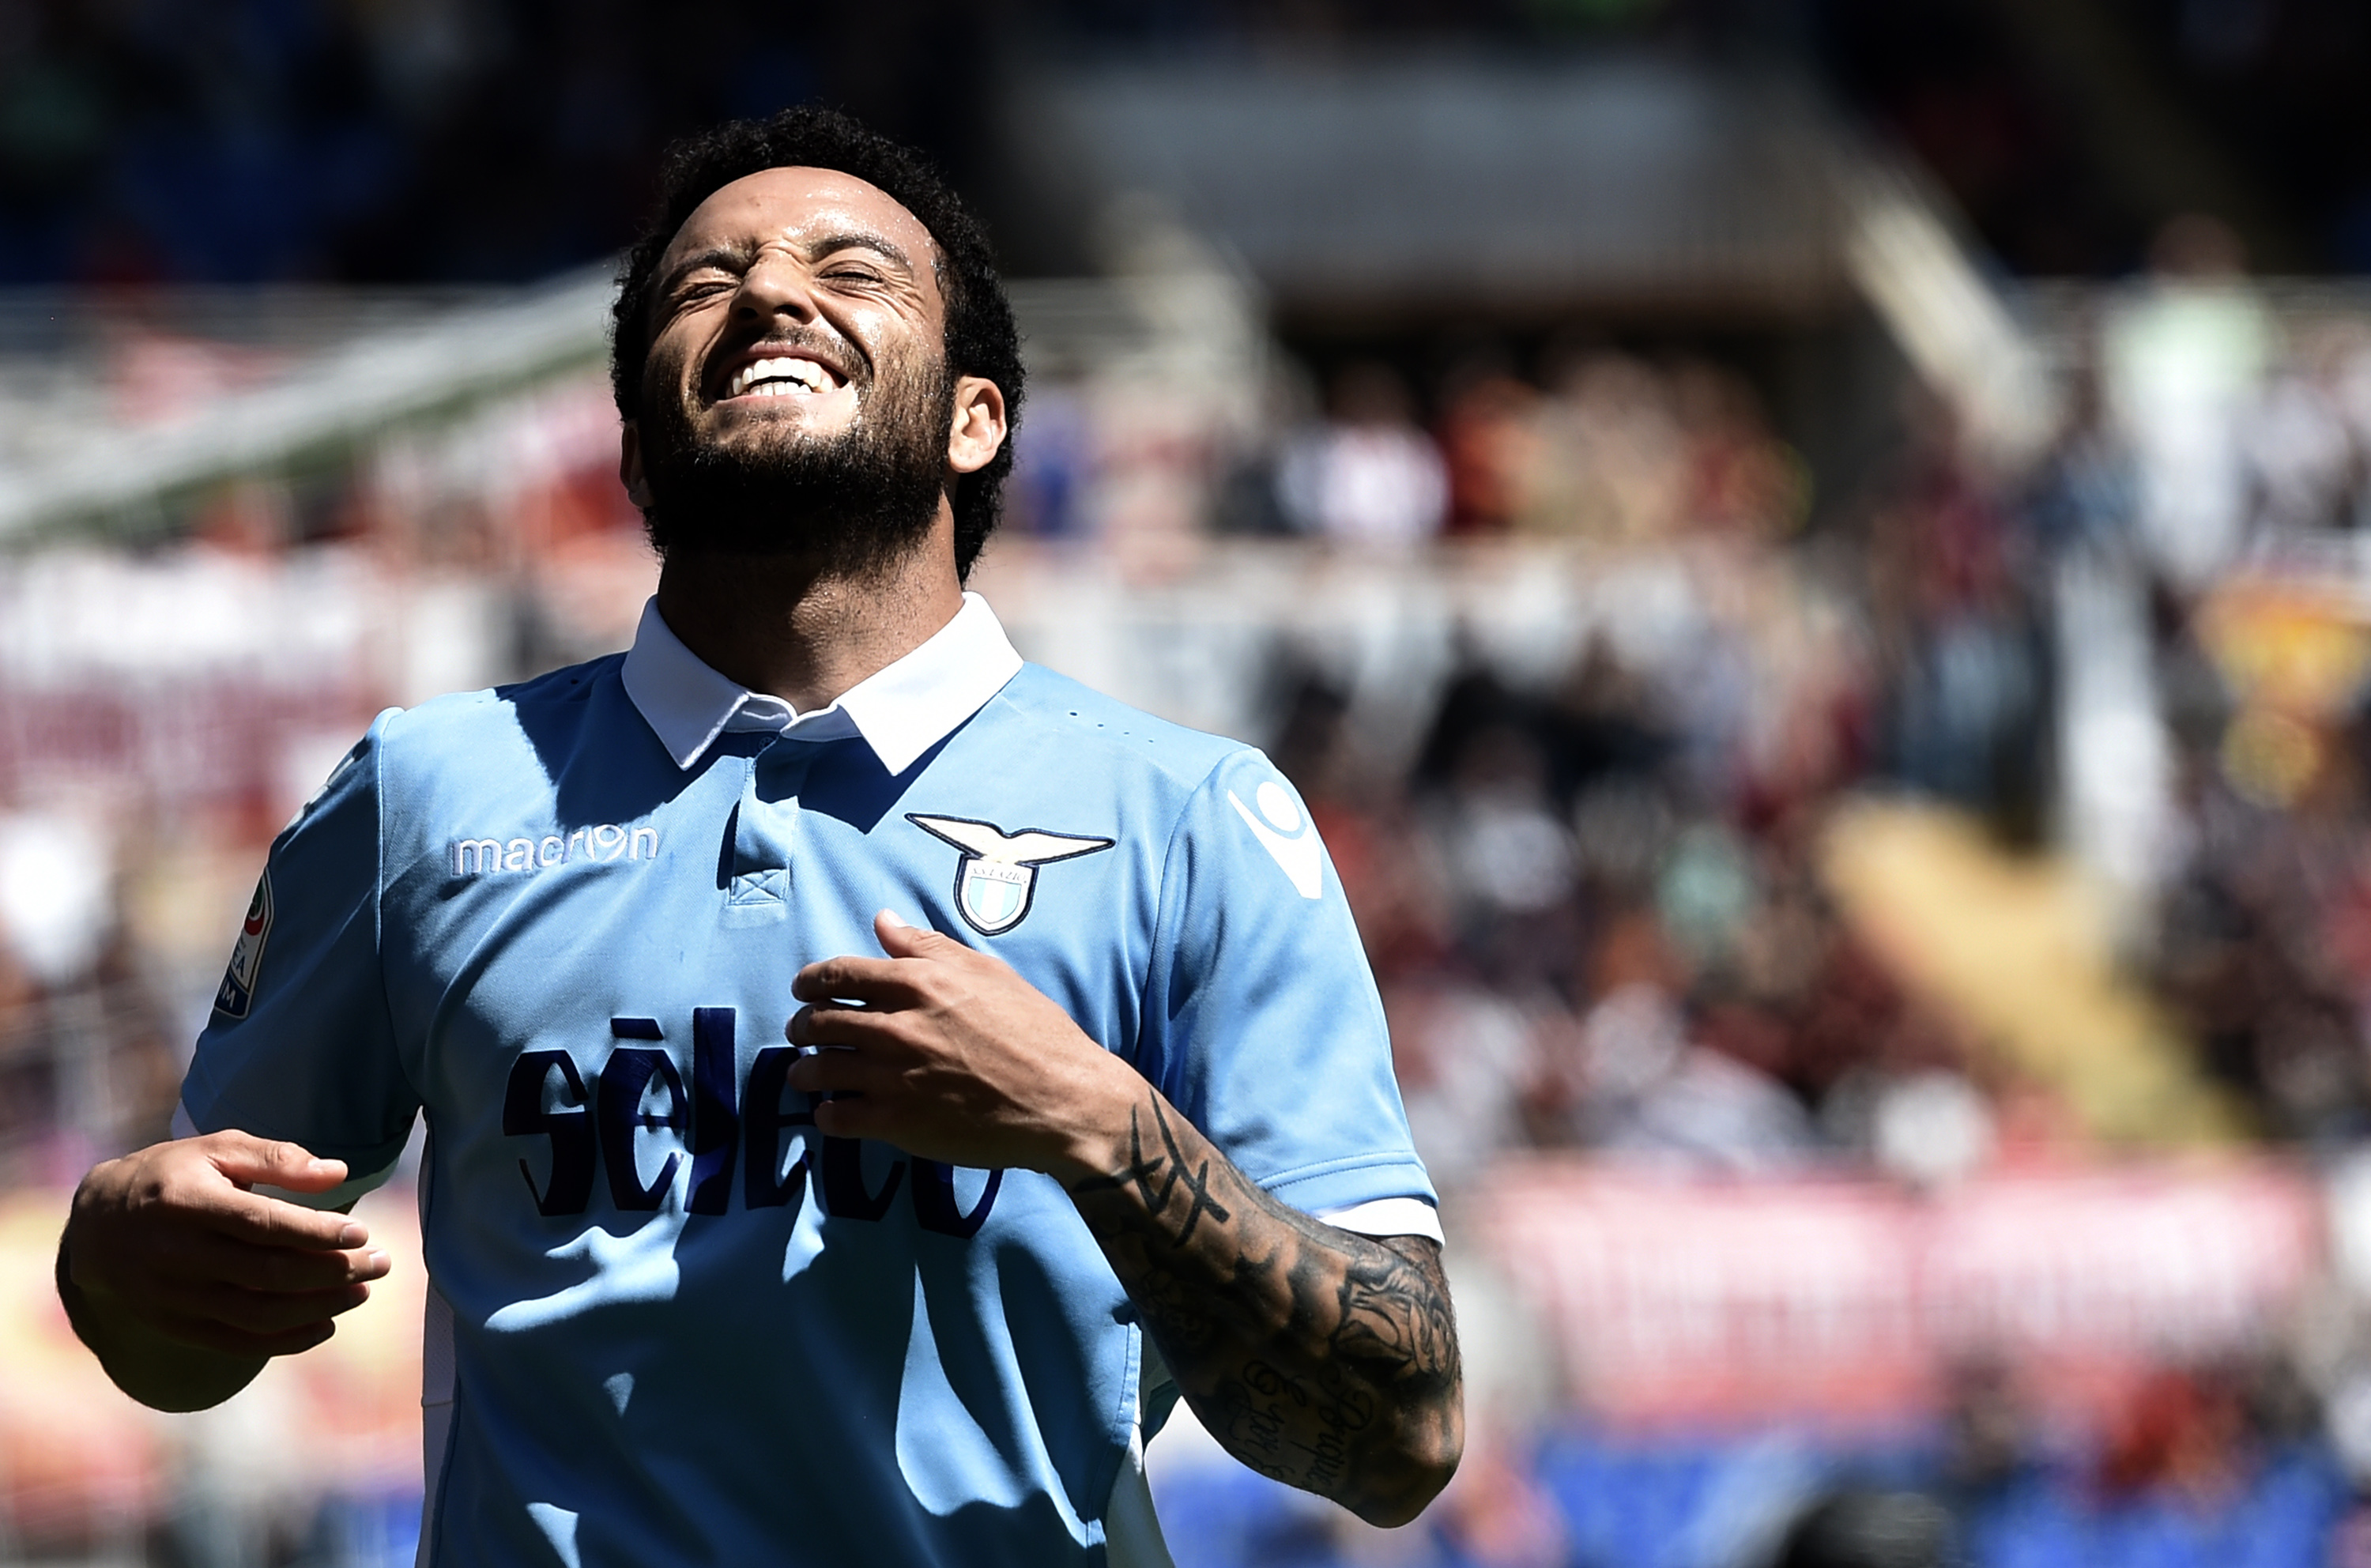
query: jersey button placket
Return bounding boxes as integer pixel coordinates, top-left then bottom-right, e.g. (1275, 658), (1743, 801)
(724, 741), (803, 925)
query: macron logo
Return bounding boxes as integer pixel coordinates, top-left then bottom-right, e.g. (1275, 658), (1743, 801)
(454, 824), (658, 876)
(1227, 782), (1323, 900)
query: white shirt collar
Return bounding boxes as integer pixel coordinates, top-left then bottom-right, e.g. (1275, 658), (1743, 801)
(620, 591), (1023, 775)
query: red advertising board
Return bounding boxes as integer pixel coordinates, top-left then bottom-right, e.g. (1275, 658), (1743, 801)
(1471, 1159), (2325, 1428)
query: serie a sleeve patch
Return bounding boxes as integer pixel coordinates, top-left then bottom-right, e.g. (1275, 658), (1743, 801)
(212, 870), (273, 1020)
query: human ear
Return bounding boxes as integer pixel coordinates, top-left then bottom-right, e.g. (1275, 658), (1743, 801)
(619, 421), (653, 510)
(945, 376), (1008, 476)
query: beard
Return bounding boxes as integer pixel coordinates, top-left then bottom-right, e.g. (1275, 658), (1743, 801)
(638, 337), (952, 576)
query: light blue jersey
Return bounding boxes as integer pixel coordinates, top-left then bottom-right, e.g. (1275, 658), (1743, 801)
(180, 594), (1435, 1567)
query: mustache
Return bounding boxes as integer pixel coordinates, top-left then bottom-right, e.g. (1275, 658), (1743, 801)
(707, 324), (867, 399)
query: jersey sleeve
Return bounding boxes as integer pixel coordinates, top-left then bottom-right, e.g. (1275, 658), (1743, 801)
(179, 709), (417, 1198)
(1137, 748), (1436, 1220)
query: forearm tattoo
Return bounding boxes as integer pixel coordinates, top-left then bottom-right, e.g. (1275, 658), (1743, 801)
(1069, 1095), (1464, 1522)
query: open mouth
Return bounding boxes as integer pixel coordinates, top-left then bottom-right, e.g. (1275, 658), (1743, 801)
(719, 354), (847, 401)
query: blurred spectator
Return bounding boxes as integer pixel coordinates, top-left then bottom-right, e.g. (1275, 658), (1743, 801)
(2245, 357), (2357, 537)
(1429, 722), (1579, 971)
(1570, 982), (1820, 1171)
(1276, 361), (1449, 550)
(2023, 352), (2138, 561)
(1776, 1491), (1964, 1568)
(1514, 349), (1688, 543)
(1671, 358), (1813, 541)
(2105, 215), (2274, 588)
(1864, 398), (2051, 834)
(1005, 383), (1094, 540)
(1434, 360), (1536, 537)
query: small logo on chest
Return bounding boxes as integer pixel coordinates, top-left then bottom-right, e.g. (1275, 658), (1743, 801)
(906, 815), (1114, 936)
(450, 824), (658, 877)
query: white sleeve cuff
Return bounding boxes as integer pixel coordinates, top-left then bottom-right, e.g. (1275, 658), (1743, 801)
(1311, 1196), (1443, 1243)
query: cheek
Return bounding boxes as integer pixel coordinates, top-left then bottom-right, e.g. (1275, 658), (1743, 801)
(645, 311), (718, 397)
(868, 330), (949, 403)
(854, 303), (937, 369)
(646, 336), (692, 394)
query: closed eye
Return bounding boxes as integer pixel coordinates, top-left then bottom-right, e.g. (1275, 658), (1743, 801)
(669, 273), (739, 307)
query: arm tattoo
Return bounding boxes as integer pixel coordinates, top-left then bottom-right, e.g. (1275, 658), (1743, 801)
(1080, 1099), (1231, 1246)
(1069, 1091), (1463, 1525)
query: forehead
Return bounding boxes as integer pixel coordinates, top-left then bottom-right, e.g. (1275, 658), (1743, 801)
(661, 166), (939, 281)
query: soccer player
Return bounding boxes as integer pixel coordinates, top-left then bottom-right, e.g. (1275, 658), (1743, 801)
(56, 107), (1462, 1565)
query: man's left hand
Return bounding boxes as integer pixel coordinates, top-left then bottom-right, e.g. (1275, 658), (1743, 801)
(784, 910), (1133, 1177)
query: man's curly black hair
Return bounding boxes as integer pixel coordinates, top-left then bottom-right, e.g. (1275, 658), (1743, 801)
(611, 106), (1022, 579)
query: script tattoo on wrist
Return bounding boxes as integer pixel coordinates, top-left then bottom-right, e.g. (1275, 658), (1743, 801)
(1069, 1091), (1463, 1522)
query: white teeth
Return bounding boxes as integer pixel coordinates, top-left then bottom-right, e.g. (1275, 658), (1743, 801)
(726, 356), (833, 398)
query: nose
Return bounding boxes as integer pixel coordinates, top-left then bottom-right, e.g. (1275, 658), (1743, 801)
(733, 248), (819, 327)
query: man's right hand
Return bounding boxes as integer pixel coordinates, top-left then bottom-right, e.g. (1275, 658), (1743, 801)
(60, 1132), (390, 1408)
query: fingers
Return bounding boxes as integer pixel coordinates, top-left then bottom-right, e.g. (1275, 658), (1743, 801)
(202, 1132), (349, 1195)
(66, 1132), (404, 1369)
(199, 1235), (390, 1295)
(785, 1001), (904, 1050)
(795, 916), (998, 1004)
(186, 1133), (371, 1251)
(190, 1185), (371, 1253)
(149, 1308), (345, 1359)
(876, 911), (1002, 970)
(875, 910), (938, 956)
(78, 1224), (386, 1353)
(172, 1276), (376, 1338)
(784, 1041), (888, 1098)
(792, 956), (919, 1007)
(811, 1096), (884, 1141)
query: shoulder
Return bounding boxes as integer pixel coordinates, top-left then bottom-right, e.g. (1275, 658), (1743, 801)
(982, 663), (1250, 798)
(372, 654), (639, 810)
(377, 650), (621, 744)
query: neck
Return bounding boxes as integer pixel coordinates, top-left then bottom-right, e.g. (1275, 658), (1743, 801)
(651, 520), (964, 713)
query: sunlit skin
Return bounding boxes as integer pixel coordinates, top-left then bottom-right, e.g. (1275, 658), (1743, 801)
(621, 166), (1006, 713)
(60, 164), (1461, 1526)
(628, 166), (951, 473)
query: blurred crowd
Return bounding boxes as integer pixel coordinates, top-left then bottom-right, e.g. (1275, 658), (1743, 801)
(1118, 260), (2371, 1566)
(16, 0), (2369, 297)
(1170, 253), (2371, 1193)
(1223, 347), (1809, 558)
(0, 0), (1699, 289)
(1157, 1355), (2356, 1568)
(0, 0), (994, 285)
(1231, 345), (1987, 1188)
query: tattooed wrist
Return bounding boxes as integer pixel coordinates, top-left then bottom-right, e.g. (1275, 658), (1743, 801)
(1068, 1087), (1464, 1524)
(1066, 1098), (1232, 1245)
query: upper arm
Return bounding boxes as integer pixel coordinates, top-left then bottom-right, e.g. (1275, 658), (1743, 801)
(1140, 751), (1437, 1222)
(180, 711), (417, 1187)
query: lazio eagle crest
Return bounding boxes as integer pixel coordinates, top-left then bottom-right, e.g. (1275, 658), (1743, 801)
(907, 815), (1114, 936)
